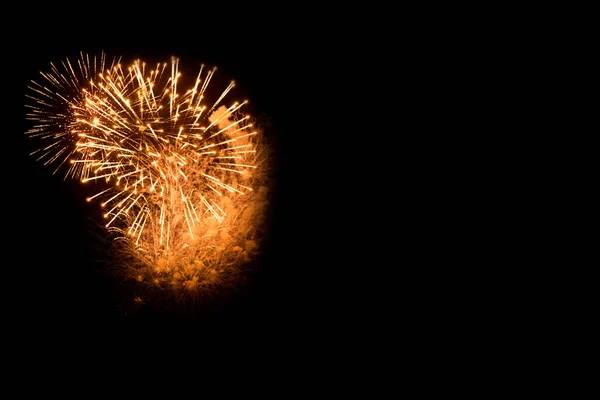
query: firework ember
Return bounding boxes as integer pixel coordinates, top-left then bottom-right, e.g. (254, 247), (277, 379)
(25, 52), (272, 303)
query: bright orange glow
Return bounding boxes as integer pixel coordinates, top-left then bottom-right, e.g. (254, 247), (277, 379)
(25, 52), (272, 302)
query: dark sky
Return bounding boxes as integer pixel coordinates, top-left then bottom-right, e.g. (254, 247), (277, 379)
(6, 16), (314, 330)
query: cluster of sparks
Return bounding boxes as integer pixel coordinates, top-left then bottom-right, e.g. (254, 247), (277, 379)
(25, 52), (265, 295)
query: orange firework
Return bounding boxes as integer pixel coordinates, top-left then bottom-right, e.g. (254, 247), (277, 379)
(25, 52), (272, 304)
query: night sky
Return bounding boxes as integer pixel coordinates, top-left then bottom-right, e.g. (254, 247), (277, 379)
(6, 17), (315, 329)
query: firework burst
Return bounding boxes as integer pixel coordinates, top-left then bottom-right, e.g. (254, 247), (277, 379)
(25, 52), (272, 304)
